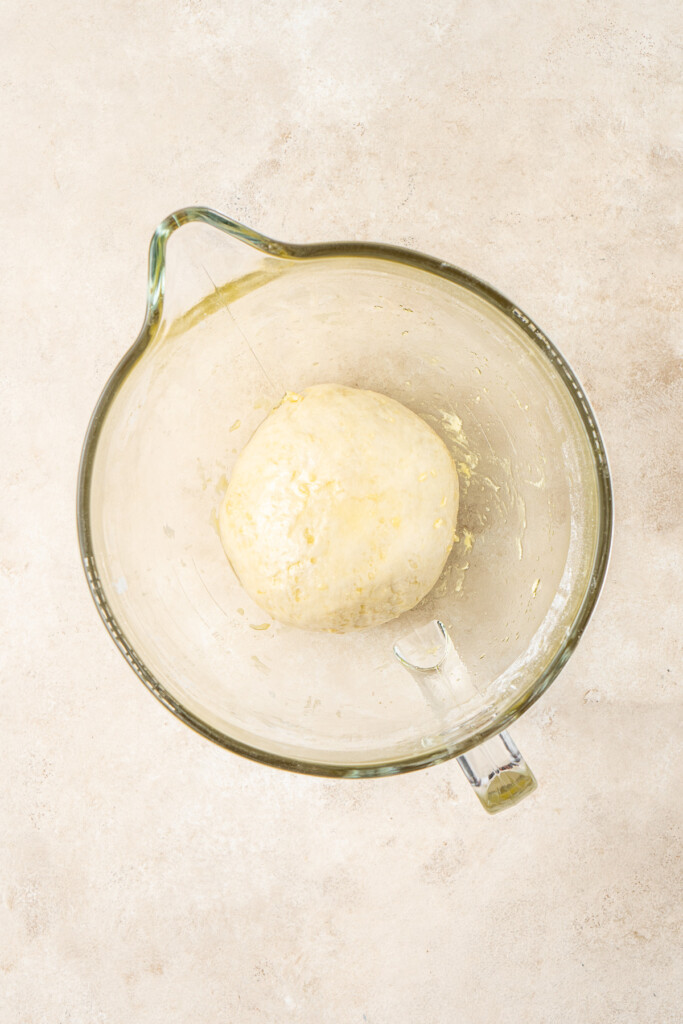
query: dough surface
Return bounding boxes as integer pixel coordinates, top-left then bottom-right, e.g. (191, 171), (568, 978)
(219, 383), (459, 631)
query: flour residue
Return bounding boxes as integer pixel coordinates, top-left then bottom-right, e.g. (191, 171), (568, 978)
(428, 405), (528, 582)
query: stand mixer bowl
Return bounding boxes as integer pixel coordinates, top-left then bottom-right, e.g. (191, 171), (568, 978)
(77, 207), (612, 808)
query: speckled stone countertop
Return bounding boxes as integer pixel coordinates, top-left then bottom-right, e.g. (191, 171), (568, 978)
(2, 2), (681, 1021)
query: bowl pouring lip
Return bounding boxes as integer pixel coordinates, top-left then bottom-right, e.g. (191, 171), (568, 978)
(76, 205), (614, 778)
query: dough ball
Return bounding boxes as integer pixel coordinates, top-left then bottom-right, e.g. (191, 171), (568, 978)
(219, 383), (459, 631)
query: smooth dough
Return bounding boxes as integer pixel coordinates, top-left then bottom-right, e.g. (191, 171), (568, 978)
(219, 383), (459, 631)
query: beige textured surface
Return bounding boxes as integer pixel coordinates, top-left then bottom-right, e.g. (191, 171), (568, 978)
(2, 1), (682, 1021)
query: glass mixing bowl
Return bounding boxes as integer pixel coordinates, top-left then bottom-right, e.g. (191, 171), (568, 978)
(77, 207), (612, 811)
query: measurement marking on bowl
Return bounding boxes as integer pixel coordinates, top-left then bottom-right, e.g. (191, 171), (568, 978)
(189, 557), (231, 621)
(202, 262), (281, 395)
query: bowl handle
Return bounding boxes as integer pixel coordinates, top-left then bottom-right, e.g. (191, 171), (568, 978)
(394, 620), (537, 814)
(455, 729), (536, 813)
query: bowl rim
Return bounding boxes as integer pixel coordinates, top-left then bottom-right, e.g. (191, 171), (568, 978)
(76, 205), (614, 778)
